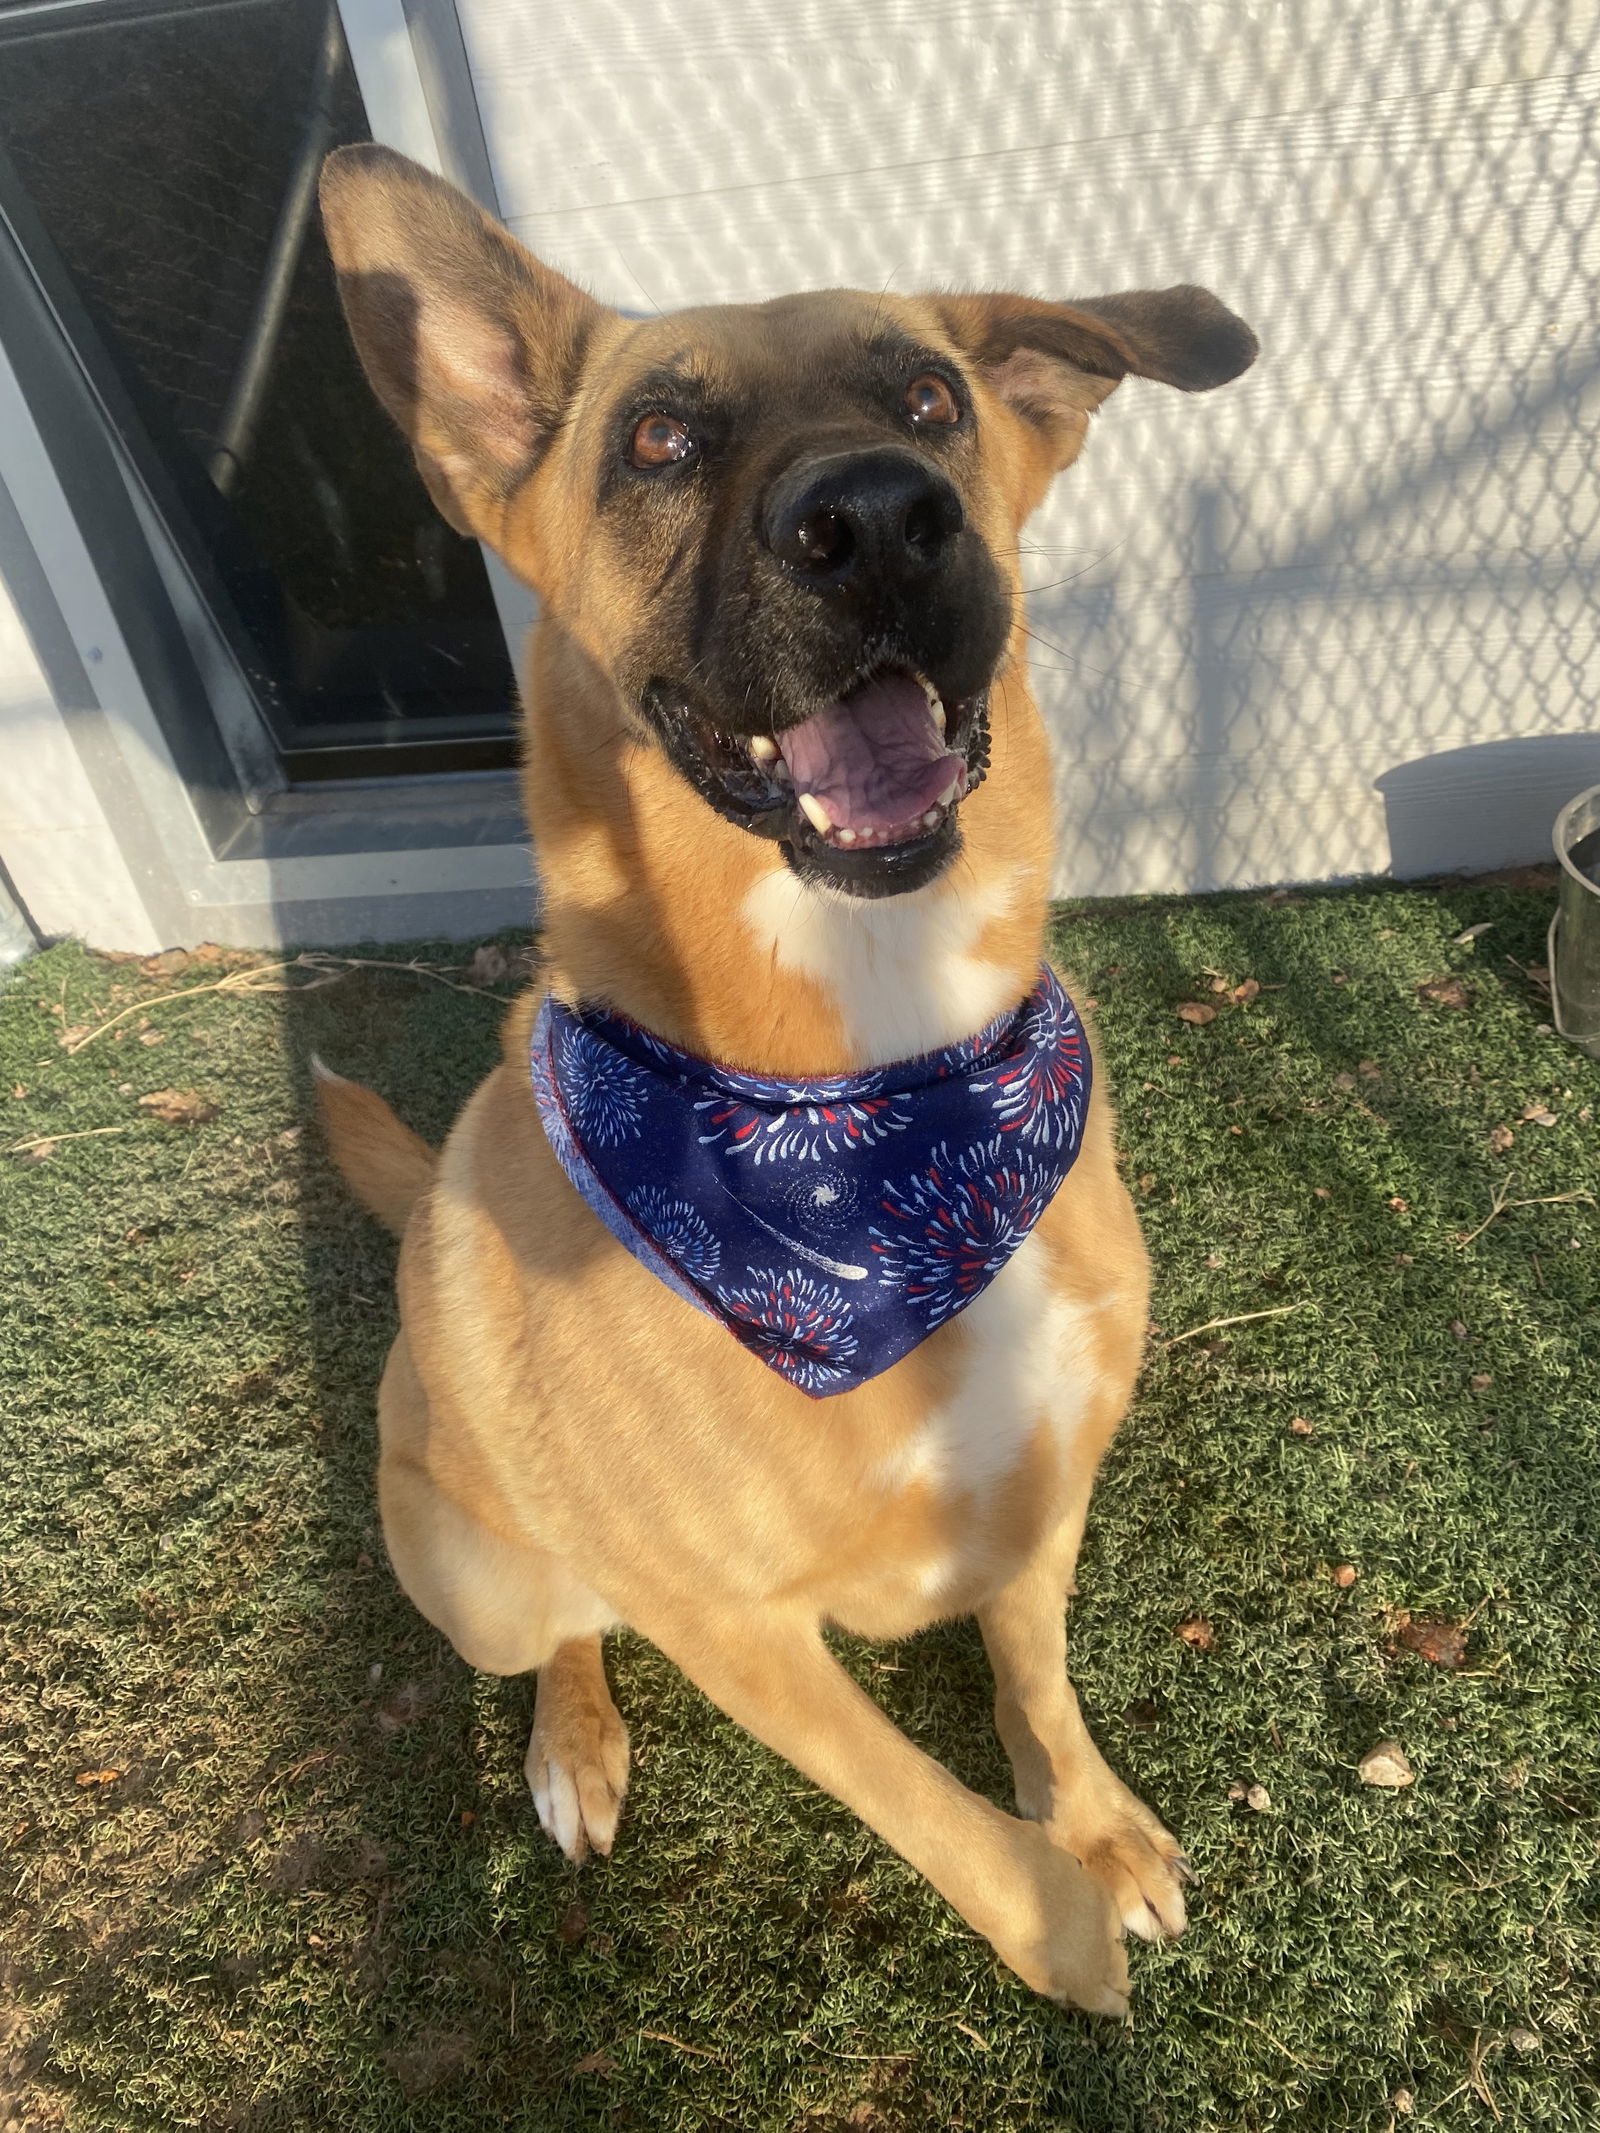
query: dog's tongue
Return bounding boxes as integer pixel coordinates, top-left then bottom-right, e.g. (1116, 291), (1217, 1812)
(777, 673), (962, 835)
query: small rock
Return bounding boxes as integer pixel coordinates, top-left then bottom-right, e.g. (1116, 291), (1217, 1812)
(1392, 2089), (1415, 2116)
(1177, 1002), (1217, 1025)
(1508, 2028), (1541, 2053)
(1227, 1780), (1247, 1802)
(1489, 1124), (1515, 1153)
(1334, 1564), (1359, 1588)
(1358, 1740), (1415, 1789)
(1245, 1783), (1272, 1812)
(1522, 1103), (1558, 1127)
(1175, 1617), (1214, 1651)
(1289, 1417), (1315, 1438)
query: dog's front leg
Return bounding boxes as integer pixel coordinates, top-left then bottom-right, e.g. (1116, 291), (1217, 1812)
(647, 1607), (1129, 2013)
(978, 1551), (1189, 1945)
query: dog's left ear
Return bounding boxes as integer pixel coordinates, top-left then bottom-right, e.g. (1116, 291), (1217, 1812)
(939, 285), (1257, 469)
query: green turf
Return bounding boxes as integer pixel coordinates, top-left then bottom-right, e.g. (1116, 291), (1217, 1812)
(2, 879), (1597, 2132)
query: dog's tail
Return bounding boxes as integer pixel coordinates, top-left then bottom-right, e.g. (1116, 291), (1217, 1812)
(312, 1055), (437, 1237)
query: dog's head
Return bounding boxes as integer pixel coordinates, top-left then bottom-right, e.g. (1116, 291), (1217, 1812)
(321, 147), (1255, 901)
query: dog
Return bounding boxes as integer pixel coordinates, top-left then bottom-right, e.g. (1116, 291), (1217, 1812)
(314, 143), (1255, 2016)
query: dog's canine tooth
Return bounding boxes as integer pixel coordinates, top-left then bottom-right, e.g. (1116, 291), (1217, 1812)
(921, 809), (941, 828)
(938, 778), (960, 808)
(798, 792), (833, 834)
(749, 734), (778, 761)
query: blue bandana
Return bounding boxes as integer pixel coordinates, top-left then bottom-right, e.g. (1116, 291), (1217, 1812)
(530, 966), (1090, 1398)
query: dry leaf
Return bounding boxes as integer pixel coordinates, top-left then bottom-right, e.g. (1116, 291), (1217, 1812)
(1334, 1564), (1359, 1588)
(1358, 1740), (1415, 1788)
(1394, 1615), (1468, 1669)
(1489, 1125), (1515, 1152)
(1137, 1172), (1157, 1194)
(1227, 1780), (1247, 1801)
(58, 1024), (93, 1049)
(1209, 976), (1230, 994)
(557, 1902), (589, 1943)
(140, 947), (191, 980)
(469, 944), (509, 985)
(1289, 1417), (1315, 1437)
(1453, 922), (1495, 944)
(137, 1089), (219, 1126)
(1388, 1195), (1409, 1212)
(10, 1083), (26, 1100)
(1175, 1617), (1215, 1650)
(1358, 1059), (1382, 1079)
(138, 1030), (166, 1046)
(1232, 978), (1261, 1003)
(1245, 1783), (1272, 1812)
(74, 1769), (121, 1787)
(1313, 1186), (1331, 1200)
(1166, 1053), (1183, 1067)
(1177, 1002), (1217, 1025)
(1522, 1103), (1558, 1127)
(1334, 1071), (1356, 1090)
(15, 1141), (57, 1165)
(1417, 976), (1473, 1010)
(1393, 2087), (1416, 2115)
(572, 2051), (617, 2077)
(1449, 1319), (1469, 1340)
(1470, 1373), (1494, 1392)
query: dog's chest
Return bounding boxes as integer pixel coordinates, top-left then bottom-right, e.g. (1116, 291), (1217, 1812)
(740, 864), (1023, 1064)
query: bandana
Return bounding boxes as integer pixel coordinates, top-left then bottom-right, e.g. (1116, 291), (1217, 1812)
(530, 966), (1090, 1398)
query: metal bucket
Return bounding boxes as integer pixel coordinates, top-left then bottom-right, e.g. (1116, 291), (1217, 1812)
(1551, 782), (1600, 1058)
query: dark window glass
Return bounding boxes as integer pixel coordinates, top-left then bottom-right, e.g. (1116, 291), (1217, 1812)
(0, 0), (518, 778)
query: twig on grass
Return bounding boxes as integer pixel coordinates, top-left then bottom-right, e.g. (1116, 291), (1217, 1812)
(1196, 2007), (1331, 2072)
(64, 953), (506, 1054)
(639, 2030), (720, 2061)
(7, 1124), (141, 1154)
(1456, 1175), (1593, 1249)
(1160, 1304), (1303, 1350)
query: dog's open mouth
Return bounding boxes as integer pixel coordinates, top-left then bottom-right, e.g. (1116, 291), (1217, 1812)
(643, 666), (989, 891)
(760, 671), (969, 848)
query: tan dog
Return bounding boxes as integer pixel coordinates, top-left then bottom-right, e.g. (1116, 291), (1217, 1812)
(314, 145), (1255, 2016)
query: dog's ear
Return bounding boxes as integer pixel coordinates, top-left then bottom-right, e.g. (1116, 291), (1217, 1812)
(319, 145), (606, 540)
(939, 286), (1257, 467)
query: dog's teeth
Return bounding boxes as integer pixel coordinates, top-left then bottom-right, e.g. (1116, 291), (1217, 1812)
(749, 735), (778, 761)
(798, 792), (833, 834)
(921, 809), (941, 828)
(929, 696), (946, 732)
(836, 825), (856, 844)
(938, 779), (960, 808)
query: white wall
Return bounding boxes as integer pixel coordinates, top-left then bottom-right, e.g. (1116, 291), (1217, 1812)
(457, 0), (1600, 894)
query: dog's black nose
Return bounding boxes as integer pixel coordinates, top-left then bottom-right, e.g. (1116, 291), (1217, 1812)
(761, 447), (964, 588)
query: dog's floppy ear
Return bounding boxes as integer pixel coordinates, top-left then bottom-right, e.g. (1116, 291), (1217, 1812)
(939, 286), (1257, 468)
(319, 145), (605, 540)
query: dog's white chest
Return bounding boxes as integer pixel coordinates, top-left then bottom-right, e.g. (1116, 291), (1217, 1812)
(740, 864), (1024, 1066)
(881, 1231), (1104, 1501)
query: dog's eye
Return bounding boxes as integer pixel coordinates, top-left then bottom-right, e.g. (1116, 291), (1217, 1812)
(905, 374), (961, 426)
(630, 414), (696, 468)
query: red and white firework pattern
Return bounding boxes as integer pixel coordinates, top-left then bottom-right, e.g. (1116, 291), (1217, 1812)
(868, 1136), (1059, 1326)
(720, 1268), (860, 1392)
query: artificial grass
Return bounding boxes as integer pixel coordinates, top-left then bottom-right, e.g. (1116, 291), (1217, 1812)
(1, 878), (1596, 2133)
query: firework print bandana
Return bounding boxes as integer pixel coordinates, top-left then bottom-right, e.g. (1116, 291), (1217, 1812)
(529, 966), (1090, 1399)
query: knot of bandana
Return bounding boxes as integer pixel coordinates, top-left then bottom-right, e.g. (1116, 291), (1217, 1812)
(530, 966), (1091, 1398)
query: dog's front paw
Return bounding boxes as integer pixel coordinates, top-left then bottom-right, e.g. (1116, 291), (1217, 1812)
(524, 1680), (631, 1864)
(1043, 1761), (1189, 1944)
(993, 1825), (1130, 2016)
